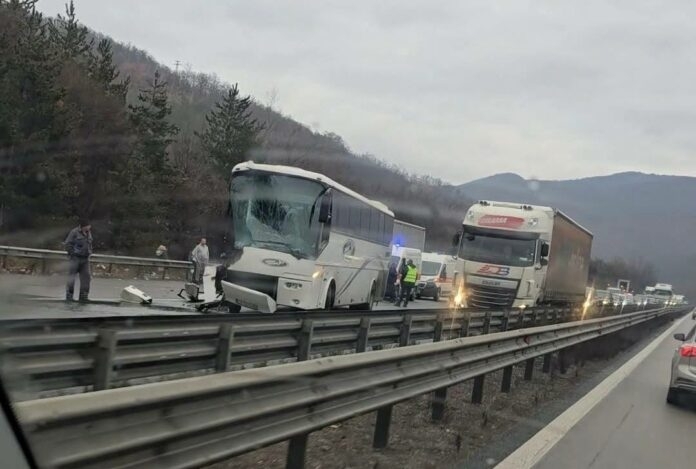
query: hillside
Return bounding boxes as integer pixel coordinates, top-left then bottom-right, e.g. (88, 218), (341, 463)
(106, 39), (472, 251)
(459, 172), (696, 297)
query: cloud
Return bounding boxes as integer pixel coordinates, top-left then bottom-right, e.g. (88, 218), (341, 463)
(37, 0), (696, 183)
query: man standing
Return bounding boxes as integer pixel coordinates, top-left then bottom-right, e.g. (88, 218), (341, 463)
(191, 237), (209, 285)
(64, 219), (92, 302)
(395, 259), (418, 308)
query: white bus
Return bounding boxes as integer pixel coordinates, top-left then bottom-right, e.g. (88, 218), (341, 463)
(220, 162), (395, 313)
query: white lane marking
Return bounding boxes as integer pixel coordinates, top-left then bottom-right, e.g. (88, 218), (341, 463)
(495, 309), (694, 469)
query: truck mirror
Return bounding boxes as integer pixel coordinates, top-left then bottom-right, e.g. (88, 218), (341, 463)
(452, 231), (462, 247)
(540, 242), (550, 258)
(318, 191), (332, 223)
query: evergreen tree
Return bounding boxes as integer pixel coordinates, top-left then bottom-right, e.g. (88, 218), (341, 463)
(197, 83), (263, 174)
(90, 38), (130, 103)
(128, 70), (179, 178)
(48, 0), (93, 61)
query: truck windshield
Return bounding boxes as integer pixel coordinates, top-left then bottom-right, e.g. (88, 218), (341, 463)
(653, 290), (672, 296)
(460, 235), (536, 267)
(421, 261), (442, 276)
(230, 171), (325, 259)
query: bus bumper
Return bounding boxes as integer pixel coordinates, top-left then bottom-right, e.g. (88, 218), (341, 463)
(221, 280), (277, 313)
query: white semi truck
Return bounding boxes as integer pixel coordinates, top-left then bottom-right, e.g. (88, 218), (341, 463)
(453, 200), (593, 309)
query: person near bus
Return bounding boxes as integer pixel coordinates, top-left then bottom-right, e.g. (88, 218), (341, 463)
(385, 261), (398, 300)
(64, 219), (92, 302)
(395, 259), (418, 307)
(191, 237), (209, 285)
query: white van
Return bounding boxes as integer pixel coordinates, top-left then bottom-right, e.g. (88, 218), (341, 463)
(415, 252), (458, 301)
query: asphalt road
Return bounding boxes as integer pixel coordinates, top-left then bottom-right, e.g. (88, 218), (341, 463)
(0, 273), (446, 318)
(532, 315), (696, 469)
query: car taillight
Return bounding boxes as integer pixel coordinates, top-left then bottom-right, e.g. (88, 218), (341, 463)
(679, 344), (696, 357)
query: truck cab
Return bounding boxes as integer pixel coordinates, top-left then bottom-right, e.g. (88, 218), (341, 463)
(453, 201), (592, 309)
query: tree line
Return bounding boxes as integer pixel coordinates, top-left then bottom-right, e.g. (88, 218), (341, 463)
(0, 0), (266, 258)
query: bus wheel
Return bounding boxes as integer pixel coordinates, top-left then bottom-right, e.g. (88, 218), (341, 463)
(324, 283), (336, 310)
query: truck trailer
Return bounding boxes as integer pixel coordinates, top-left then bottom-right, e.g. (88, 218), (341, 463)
(453, 200), (593, 309)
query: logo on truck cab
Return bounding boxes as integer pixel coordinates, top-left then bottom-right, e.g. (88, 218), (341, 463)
(477, 265), (510, 276)
(478, 215), (524, 229)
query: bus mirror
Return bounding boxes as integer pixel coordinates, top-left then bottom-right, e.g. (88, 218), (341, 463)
(318, 192), (332, 223)
(539, 258), (548, 266)
(540, 242), (550, 258)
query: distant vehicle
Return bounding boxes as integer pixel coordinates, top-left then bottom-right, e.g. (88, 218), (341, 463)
(667, 325), (696, 405)
(415, 252), (458, 301)
(606, 287), (624, 306)
(453, 201), (593, 309)
(646, 283), (674, 306)
(220, 162), (394, 313)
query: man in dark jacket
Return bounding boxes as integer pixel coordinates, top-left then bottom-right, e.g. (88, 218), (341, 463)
(64, 219), (93, 302)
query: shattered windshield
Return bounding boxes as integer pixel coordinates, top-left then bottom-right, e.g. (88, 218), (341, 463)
(230, 171), (325, 258)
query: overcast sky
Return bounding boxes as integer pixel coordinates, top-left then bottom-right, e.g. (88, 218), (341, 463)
(38, 0), (696, 183)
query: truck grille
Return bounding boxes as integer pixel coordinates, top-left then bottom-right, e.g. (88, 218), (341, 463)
(468, 284), (516, 309)
(224, 270), (278, 300)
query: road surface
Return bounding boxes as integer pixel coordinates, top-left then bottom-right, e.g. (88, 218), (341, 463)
(512, 313), (696, 469)
(0, 273), (446, 318)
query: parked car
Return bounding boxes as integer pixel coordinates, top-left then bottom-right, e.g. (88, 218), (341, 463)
(667, 324), (696, 405)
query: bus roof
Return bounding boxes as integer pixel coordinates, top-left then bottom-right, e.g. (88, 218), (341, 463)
(232, 161), (395, 217)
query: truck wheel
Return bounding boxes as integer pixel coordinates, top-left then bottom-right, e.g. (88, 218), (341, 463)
(433, 289), (440, 302)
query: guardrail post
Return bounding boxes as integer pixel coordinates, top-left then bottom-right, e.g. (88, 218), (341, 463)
(373, 405), (393, 449)
(559, 349), (568, 374)
(531, 310), (539, 327)
(500, 311), (513, 393)
(287, 320), (315, 468)
(542, 353), (552, 373)
(286, 433), (309, 469)
(356, 317), (371, 353)
(472, 375), (485, 404)
(372, 316), (410, 449)
(460, 311), (471, 337)
(501, 366), (513, 393)
(482, 311), (492, 334)
(399, 315), (413, 346)
(215, 324), (235, 372)
(162, 267), (167, 280)
(297, 320), (314, 361)
(94, 329), (118, 391)
(431, 318), (448, 421)
(524, 358), (535, 380)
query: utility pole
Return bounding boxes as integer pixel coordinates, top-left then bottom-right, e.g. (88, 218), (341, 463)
(174, 60), (181, 73)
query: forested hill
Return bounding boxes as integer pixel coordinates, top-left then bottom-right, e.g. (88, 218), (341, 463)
(0, 1), (470, 258)
(108, 39), (473, 252)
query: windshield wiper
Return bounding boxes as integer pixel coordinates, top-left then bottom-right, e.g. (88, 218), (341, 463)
(254, 240), (306, 260)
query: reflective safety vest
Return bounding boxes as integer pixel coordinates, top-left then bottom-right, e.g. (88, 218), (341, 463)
(403, 265), (417, 283)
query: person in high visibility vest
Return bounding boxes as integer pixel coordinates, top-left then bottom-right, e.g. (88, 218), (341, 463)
(394, 259), (418, 307)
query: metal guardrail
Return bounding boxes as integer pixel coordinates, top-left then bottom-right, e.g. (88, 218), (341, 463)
(0, 305), (586, 399)
(0, 245), (192, 278)
(15, 306), (686, 469)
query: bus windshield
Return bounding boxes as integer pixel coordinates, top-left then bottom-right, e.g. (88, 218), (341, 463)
(230, 171), (326, 259)
(460, 235), (536, 267)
